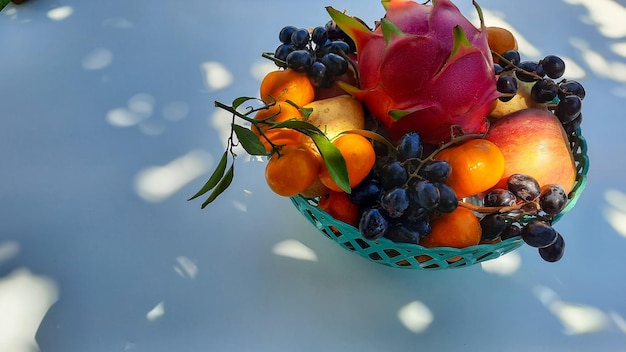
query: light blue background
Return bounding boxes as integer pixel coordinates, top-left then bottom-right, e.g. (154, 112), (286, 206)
(1, 0), (625, 351)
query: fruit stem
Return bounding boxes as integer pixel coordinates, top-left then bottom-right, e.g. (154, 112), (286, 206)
(459, 200), (555, 226)
(473, 0), (485, 29)
(420, 130), (484, 165)
(493, 51), (543, 81)
(401, 130), (485, 187)
(261, 52), (287, 67)
(214, 99), (289, 155)
(458, 201), (520, 214)
(493, 51), (572, 100)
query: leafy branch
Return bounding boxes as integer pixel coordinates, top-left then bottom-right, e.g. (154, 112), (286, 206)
(188, 97), (355, 208)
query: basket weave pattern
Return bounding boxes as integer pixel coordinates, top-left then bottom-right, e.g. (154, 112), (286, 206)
(291, 130), (589, 270)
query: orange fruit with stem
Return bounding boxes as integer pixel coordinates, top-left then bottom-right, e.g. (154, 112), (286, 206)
(419, 207), (482, 249)
(259, 68), (315, 106)
(434, 138), (505, 199)
(252, 102), (304, 152)
(319, 133), (376, 192)
(265, 144), (321, 197)
(486, 26), (518, 64)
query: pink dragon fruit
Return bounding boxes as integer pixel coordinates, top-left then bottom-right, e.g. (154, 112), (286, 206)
(327, 0), (499, 144)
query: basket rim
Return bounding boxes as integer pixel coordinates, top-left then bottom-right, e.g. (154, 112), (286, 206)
(291, 194), (524, 252)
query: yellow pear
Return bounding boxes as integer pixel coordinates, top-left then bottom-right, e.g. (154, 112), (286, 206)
(303, 95), (365, 140)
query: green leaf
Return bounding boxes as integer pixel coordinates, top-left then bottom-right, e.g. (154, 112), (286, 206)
(308, 133), (351, 193)
(265, 118), (350, 192)
(0, 0), (11, 12)
(201, 164), (234, 208)
(188, 151), (228, 201)
(232, 96), (260, 110)
(299, 107), (313, 119)
(284, 99), (313, 119)
(233, 124), (267, 155)
(273, 119), (324, 134)
(338, 129), (396, 151)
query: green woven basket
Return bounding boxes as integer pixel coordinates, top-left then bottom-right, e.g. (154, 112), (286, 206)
(291, 129), (589, 269)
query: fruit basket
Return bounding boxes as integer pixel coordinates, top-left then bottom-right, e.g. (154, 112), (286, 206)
(290, 129), (587, 269)
(190, 0), (590, 270)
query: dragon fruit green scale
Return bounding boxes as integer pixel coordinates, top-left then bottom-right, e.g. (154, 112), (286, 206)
(327, 0), (499, 144)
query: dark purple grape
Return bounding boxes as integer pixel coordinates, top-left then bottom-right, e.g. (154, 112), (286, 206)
(558, 80), (586, 100)
(562, 113), (583, 135)
(483, 189), (517, 207)
(412, 218), (431, 238)
(396, 131), (423, 161)
(286, 50), (314, 73)
(290, 28), (310, 49)
(359, 208), (389, 240)
(520, 202), (541, 216)
(500, 223), (521, 240)
(274, 44), (295, 65)
(380, 187), (410, 218)
(400, 205), (432, 237)
(319, 52), (348, 77)
(324, 20), (357, 53)
(309, 61), (332, 88)
(419, 160), (451, 183)
(516, 61), (543, 82)
(507, 174), (541, 202)
(531, 79), (558, 103)
(324, 20), (343, 39)
(385, 223), (420, 244)
(311, 26), (328, 46)
(349, 179), (382, 206)
(494, 63), (505, 75)
(555, 95), (582, 124)
(324, 40), (350, 55)
(436, 183), (458, 213)
(521, 221), (558, 248)
(410, 180), (440, 210)
(502, 50), (521, 68)
(538, 232), (565, 262)
(279, 26), (297, 44)
(496, 75), (517, 102)
(403, 203), (428, 221)
(539, 184), (568, 215)
(379, 161), (408, 190)
(541, 55), (566, 79)
(480, 214), (507, 241)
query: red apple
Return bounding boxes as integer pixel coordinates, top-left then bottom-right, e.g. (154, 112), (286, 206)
(484, 108), (577, 193)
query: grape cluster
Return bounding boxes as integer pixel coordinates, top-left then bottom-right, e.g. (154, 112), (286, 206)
(348, 132), (459, 244)
(481, 173), (569, 262)
(273, 22), (356, 88)
(494, 50), (585, 135)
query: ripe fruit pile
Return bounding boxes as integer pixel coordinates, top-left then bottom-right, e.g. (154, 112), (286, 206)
(192, 0), (588, 267)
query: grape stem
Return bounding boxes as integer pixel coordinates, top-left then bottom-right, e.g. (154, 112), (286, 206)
(459, 200), (554, 225)
(492, 50), (572, 100)
(458, 201), (521, 214)
(403, 127), (484, 179)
